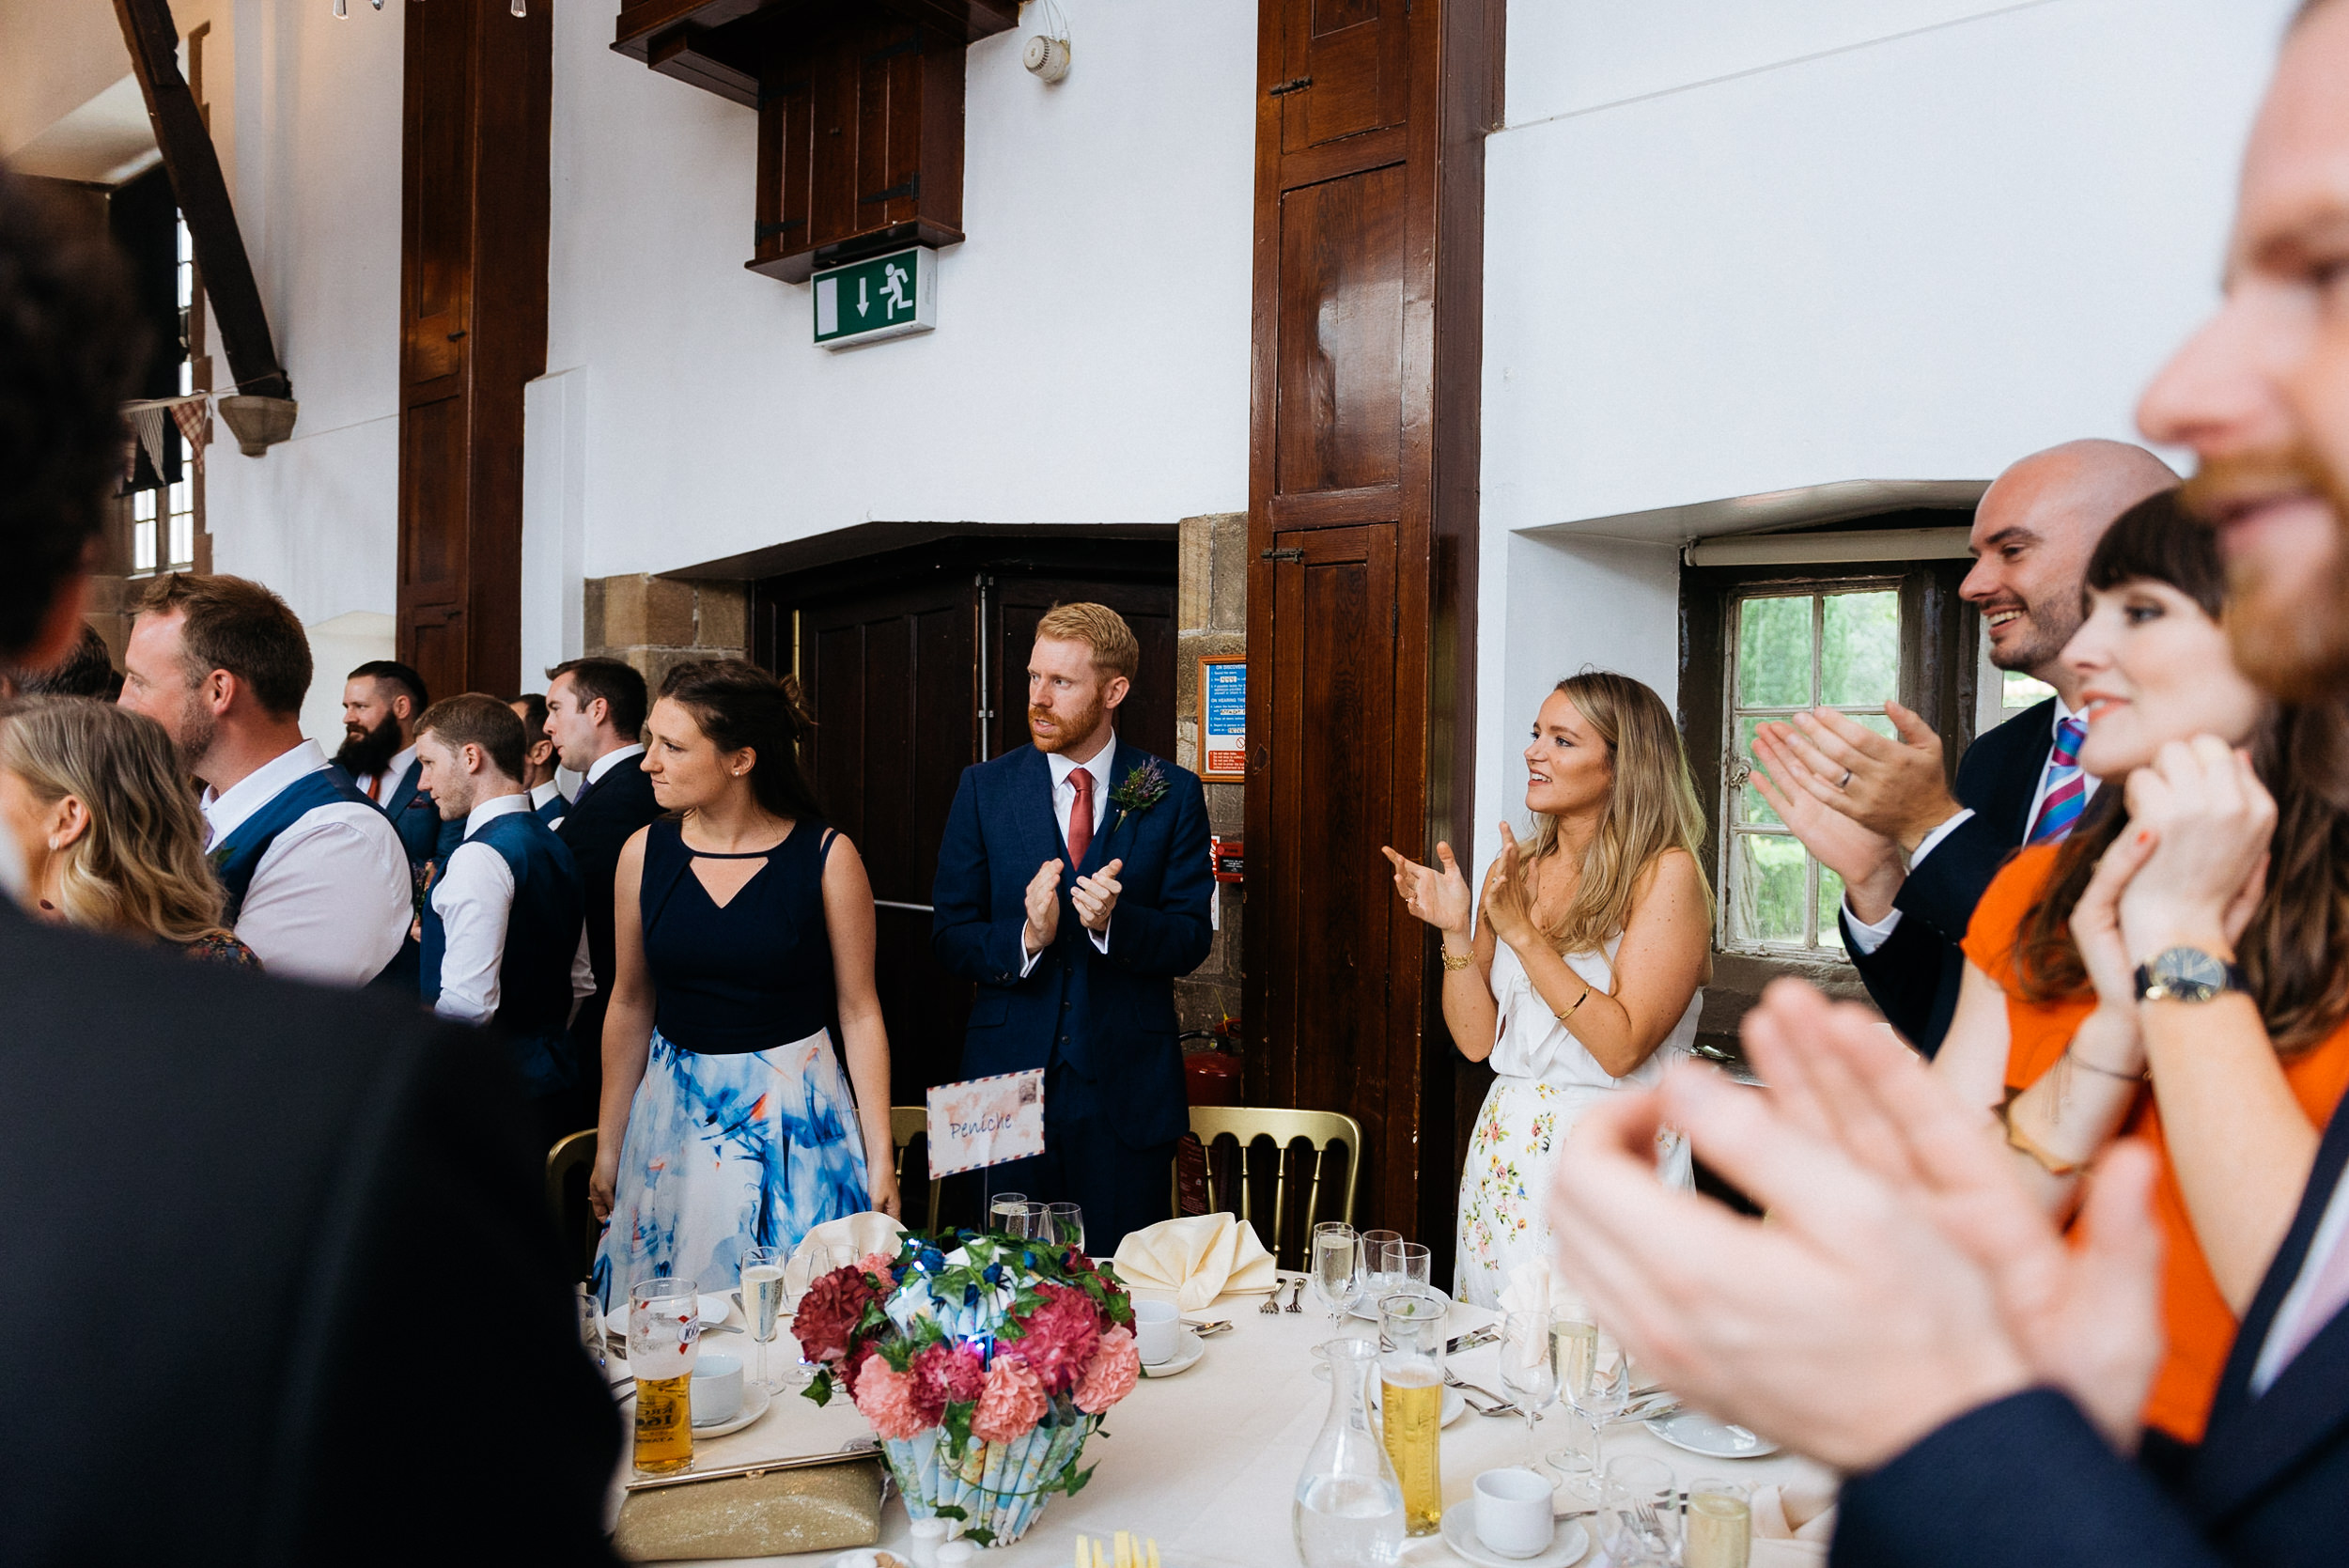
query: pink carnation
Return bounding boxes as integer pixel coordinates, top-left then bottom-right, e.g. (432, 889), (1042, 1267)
(1072, 1325), (1140, 1414)
(971, 1355), (1050, 1444)
(850, 1355), (932, 1441)
(857, 1250), (899, 1281)
(1006, 1282), (1103, 1395)
(911, 1341), (988, 1418)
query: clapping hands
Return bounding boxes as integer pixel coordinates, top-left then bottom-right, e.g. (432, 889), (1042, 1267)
(1383, 840), (1474, 939)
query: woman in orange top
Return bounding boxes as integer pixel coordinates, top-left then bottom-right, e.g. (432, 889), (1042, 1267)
(1933, 489), (2349, 1464)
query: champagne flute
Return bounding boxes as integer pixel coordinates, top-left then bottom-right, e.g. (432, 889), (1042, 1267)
(1555, 1318), (1630, 1481)
(1308, 1221), (1359, 1351)
(1498, 1311), (1559, 1463)
(741, 1245), (786, 1393)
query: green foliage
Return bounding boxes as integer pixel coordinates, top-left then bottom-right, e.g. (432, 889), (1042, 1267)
(804, 1368), (834, 1406)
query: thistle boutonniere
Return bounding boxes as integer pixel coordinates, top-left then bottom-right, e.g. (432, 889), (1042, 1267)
(1108, 758), (1169, 837)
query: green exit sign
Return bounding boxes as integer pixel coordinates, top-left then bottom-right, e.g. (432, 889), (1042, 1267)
(812, 247), (935, 349)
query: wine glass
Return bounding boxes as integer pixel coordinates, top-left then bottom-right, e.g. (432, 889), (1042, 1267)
(1599, 1454), (1679, 1566)
(988, 1191), (1030, 1234)
(1042, 1201), (1085, 1252)
(1497, 1311), (1559, 1462)
(1554, 1318), (1630, 1481)
(741, 1245), (786, 1393)
(995, 1200), (1046, 1240)
(781, 1243), (849, 1387)
(1308, 1221), (1359, 1350)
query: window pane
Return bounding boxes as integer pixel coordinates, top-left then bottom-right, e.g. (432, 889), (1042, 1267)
(1736, 595), (1812, 708)
(1816, 866), (1849, 952)
(2004, 668), (2057, 712)
(1820, 590), (1900, 706)
(133, 520), (156, 573)
(1734, 715), (1782, 826)
(1727, 832), (1807, 947)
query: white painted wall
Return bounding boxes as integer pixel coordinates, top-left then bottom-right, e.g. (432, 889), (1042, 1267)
(544, 0), (1257, 588)
(1475, 0), (2299, 871)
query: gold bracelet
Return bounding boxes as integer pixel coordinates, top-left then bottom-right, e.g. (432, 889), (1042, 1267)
(1553, 986), (1593, 1024)
(1996, 1094), (2086, 1178)
(1439, 947), (1474, 972)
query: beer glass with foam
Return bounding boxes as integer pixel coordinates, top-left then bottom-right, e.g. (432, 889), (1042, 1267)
(630, 1277), (702, 1475)
(1377, 1293), (1447, 1537)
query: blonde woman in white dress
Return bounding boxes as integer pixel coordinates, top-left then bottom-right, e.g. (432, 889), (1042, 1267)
(1385, 670), (1713, 1309)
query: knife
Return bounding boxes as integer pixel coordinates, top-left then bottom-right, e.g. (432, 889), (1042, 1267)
(1446, 1326), (1500, 1355)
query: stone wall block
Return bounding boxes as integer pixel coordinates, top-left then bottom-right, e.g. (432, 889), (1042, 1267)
(583, 576), (608, 652)
(1177, 515), (1215, 630)
(1204, 512), (1249, 631)
(695, 582), (749, 650)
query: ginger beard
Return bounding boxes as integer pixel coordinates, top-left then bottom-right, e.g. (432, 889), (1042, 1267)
(1028, 690), (1106, 755)
(2184, 445), (2349, 705)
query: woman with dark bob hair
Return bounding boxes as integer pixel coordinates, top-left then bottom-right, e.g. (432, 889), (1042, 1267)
(590, 658), (898, 1315)
(1933, 488), (2349, 1465)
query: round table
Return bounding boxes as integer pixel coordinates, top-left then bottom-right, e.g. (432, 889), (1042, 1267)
(617, 1282), (1828, 1565)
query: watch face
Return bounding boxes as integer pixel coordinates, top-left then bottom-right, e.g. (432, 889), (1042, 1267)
(2145, 946), (2231, 1001)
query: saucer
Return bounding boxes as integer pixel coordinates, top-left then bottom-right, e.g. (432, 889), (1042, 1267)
(1439, 1499), (1588, 1568)
(692, 1382), (771, 1438)
(1139, 1327), (1206, 1378)
(1644, 1408), (1780, 1458)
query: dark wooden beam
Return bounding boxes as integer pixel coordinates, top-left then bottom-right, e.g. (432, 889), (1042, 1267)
(111, 0), (290, 401)
(614, 0), (1017, 73)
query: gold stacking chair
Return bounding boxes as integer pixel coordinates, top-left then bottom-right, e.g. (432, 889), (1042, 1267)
(1185, 1106), (1362, 1270)
(890, 1106), (947, 1234)
(545, 1127), (599, 1279)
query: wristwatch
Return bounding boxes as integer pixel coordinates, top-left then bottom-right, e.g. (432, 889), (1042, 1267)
(2133, 946), (2248, 1004)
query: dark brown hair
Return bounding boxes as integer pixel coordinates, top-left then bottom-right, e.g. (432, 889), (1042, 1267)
(416, 692), (526, 784)
(546, 656), (647, 739)
(134, 573), (312, 719)
(656, 658), (824, 825)
(349, 659), (428, 715)
(2013, 490), (2349, 1051)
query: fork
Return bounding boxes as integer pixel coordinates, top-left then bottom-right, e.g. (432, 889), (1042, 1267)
(1261, 1277), (1288, 1314)
(1283, 1278), (1306, 1312)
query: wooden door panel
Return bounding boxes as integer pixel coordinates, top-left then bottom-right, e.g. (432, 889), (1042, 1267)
(405, 607), (465, 715)
(1282, 0), (1409, 153)
(402, 0), (474, 386)
(1275, 166), (1407, 498)
(400, 392), (467, 598)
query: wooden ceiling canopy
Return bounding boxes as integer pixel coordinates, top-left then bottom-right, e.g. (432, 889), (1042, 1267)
(613, 0), (1017, 283)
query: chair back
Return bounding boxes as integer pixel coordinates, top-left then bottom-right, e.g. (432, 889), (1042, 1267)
(890, 1106), (946, 1234)
(1185, 1106), (1362, 1270)
(544, 1127), (599, 1279)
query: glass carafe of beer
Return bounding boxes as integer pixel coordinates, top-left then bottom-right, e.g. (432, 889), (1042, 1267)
(1377, 1293), (1447, 1537)
(630, 1277), (702, 1475)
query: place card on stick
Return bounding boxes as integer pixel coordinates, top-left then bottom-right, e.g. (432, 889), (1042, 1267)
(926, 1068), (1047, 1178)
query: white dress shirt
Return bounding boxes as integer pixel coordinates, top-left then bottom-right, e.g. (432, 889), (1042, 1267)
(1844, 699), (2099, 955)
(202, 740), (412, 986)
(352, 742), (419, 807)
(1019, 737), (1116, 976)
(530, 779), (567, 815)
(2252, 1164), (2349, 1395)
(428, 793), (596, 1027)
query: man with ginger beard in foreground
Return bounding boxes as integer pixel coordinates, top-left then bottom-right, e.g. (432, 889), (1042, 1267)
(1547, 5), (2349, 1564)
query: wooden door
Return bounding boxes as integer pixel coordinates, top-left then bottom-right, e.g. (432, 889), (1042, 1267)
(1245, 0), (1498, 1259)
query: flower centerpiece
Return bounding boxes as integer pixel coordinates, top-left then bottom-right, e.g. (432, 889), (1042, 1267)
(796, 1233), (1141, 1546)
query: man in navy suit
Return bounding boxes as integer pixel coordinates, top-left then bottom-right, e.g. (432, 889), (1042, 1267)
(1549, 8), (2349, 1560)
(1752, 440), (2173, 1055)
(933, 603), (1213, 1254)
(338, 660), (461, 871)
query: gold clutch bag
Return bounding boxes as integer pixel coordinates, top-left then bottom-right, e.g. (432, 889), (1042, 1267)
(614, 1450), (887, 1561)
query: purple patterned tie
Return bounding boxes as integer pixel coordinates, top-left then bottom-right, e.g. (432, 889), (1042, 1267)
(2027, 717), (2088, 846)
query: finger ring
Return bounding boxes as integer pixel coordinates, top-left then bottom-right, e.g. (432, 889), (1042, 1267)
(1838, 768), (1854, 790)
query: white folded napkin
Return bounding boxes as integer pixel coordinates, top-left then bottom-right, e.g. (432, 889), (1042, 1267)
(1111, 1214), (1278, 1311)
(784, 1211), (907, 1291)
(1749, 1475), (1837, 1567)
(1496, 1257), (1585, 1325)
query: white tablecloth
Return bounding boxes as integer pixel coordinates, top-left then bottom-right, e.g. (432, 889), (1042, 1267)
(617, 1281), (1828, 1566)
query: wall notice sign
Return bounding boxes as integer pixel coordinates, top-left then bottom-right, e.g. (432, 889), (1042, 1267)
(1199, 657), (1246, 783)
(926, 1068), (1047, 1178)
(813, 246), (936, 349)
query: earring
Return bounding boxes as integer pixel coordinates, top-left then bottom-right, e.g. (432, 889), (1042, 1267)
(46, 836), (60, 850)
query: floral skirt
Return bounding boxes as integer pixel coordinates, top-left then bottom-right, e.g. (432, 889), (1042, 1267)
(1453, 1075), (1693, 1311)
(593, 1028), (873, 1312)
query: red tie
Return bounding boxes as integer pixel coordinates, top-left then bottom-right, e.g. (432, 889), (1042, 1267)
(1066, 767), (1094, 866)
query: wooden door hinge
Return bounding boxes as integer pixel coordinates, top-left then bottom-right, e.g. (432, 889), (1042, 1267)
(1267, 77), (1313, 98)
(1261, 547), (1305, 563)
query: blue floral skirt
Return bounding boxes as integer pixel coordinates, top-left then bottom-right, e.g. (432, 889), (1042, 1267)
(593, 1028), (872, 1312)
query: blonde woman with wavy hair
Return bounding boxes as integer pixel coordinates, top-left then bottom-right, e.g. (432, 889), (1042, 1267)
(1385, 670), (1713, 1307)
(0, 697), (258, 967)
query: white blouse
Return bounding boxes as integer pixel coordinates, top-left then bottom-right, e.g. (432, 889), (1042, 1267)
(1486, 934), (1702, 1090)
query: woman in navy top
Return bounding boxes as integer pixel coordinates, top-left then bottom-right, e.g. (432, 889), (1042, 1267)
(590, 659), (899, 1310)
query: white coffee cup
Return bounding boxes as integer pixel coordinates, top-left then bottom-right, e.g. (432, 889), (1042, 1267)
(691, 1349), (744, 1425)
(1132, 1299), (1181, 1366)
(1473, 1467), (1555, 1559)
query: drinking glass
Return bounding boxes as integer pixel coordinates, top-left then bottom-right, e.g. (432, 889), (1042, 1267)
(1553, 1319), (1630, 1480)
(1685, 1476), (1753, 1568)
(1308, 1221), (1360, 1351)
(995, 1200), (1046, 1240)
(1599, 1454), (1679, 1566)
(1358, 1229), (1404, 1304)
(1376, 1293), (1447, 1538)
(1391, 1242), (1433, 1299)
(1497, 1311), (1559, 1463)
(575, 1281), (606, 1374)
(741, 1245), (786, 1393)
(1042, 1202), (1086, 1252)
(629, 1276), (702, 1476)
(988, 1191), (1030, 1234)
(782, 1244), (850, 1387)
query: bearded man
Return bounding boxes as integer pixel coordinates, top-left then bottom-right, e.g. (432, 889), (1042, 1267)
(339, 659), (459, 872)
(931, 602), (1213, 1253)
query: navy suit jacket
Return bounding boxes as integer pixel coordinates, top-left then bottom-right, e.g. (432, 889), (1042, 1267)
(555, 757), (662, 1055)
(1842, 697), (2058, 1055)
(381, 757), (462, 869)
(931, 740), (1214, 1150)
(1833, 1095), (2349, 1567)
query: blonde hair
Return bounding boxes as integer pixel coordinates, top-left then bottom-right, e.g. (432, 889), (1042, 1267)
(0, 696), (230, 942)
(1522, 670), (1712, 953)
(1034, 602), (1140, 681)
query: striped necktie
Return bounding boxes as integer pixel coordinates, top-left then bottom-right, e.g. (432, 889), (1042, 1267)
(2027, 716), (2089, 846)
